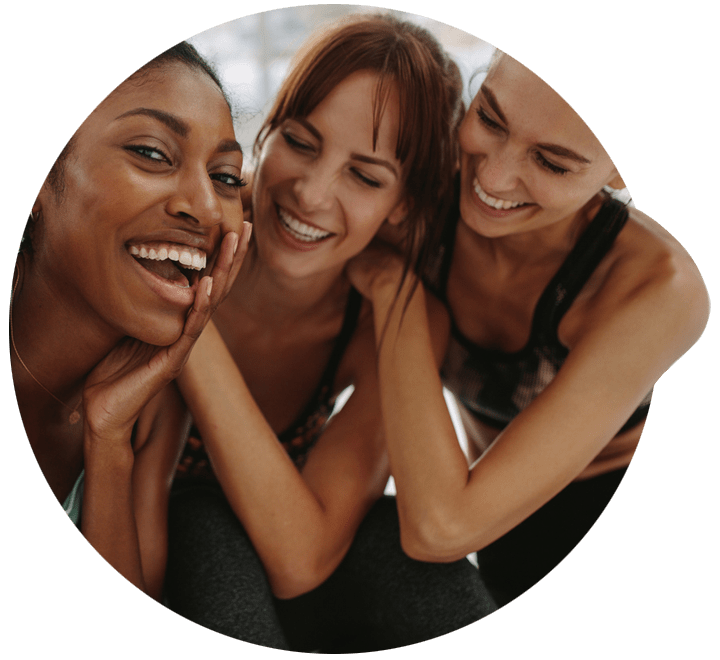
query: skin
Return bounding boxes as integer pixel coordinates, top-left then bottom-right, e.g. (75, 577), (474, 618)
(177, 70), (410, 598)
(13, 63), (250, 599)
(348, 54), (710, 562)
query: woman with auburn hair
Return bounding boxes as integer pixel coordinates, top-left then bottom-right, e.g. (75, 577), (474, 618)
(11, 42), (249, 600)
(348, 49), (709, 608)
(164, 13), (494, 652)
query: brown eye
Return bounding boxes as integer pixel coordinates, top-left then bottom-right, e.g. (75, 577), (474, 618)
(126, 145), (170, 163)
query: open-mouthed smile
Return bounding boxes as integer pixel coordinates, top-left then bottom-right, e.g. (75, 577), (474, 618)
(277, 205), (333, 244)
(473, 178), (530, 211)
(126, 237), (212, 307)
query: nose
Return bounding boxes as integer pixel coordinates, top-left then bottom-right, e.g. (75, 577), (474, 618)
(476, 143), (523, 195)
(293, 160), (336, 214)
(166, 166), (223, 228)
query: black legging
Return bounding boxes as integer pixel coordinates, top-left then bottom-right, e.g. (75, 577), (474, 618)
(165, 484), (495, 652)
(476, 467), (627, 607)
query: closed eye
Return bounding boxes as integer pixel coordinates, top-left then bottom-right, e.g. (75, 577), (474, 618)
(350, 168), (381, 188)
(476, 106), (505, 133)
(533, 151), (569, 175)
(282, 131), (314, 153)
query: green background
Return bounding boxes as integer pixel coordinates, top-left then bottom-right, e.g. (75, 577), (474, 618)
(0, 0), (720, 658)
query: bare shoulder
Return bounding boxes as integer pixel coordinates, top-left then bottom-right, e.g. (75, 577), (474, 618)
(614, 206), (707, 312)
(567, 204), (710, 348)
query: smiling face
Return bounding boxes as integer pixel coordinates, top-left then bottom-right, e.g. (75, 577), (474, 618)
(251, 70), (408, 280)
(33, 63), (244, 346)
(458, 54), (623, 241)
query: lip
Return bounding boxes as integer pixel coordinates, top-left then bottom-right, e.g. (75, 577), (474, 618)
(468, 178), (534, 219)
(126, 228), (216, 254)
(126, 249), (199, 307)
(272, 203), (334, 252)
(124, 228), (217, 308)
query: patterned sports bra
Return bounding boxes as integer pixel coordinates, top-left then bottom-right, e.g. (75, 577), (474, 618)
(426, 187), (652, 437)
(176, 287), (363, 477)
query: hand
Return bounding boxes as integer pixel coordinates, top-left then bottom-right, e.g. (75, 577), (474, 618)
(82, 223), (252, 443)
(346, 240), (410, 302)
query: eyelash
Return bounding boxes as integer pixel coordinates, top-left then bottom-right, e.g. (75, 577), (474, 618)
(533, 152), (568, 176)
(127, 145), (246, 188)
(475, 107), (569, 176)
(211, 172), (247, 188)
(127, 144), (169, 162)
(282, 131), (312, 152)
(475, 106), (503, 133)
(282, 130), (381, 189)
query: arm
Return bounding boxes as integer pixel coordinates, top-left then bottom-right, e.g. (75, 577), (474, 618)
(177, 315), (389, 599)
(351, 245), (709, 563)
(80, 226), (249, 596)
(81, 384), (189, 600)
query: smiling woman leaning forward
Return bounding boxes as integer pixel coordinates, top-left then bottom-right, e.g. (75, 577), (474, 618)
(11, 42), (250, 600)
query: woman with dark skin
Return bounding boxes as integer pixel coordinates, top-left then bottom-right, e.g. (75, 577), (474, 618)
(11, 43), (250, 600)
(165, 15), (494, 651)
(348, 51), (709, 607)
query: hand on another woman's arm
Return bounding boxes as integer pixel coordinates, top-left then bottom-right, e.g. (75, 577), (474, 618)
(79, 225), (250, 598)
(176, 313), (390, 599)
(349, 239), (710, 564)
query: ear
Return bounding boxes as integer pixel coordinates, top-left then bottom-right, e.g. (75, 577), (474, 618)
(386, 198), (411, 226)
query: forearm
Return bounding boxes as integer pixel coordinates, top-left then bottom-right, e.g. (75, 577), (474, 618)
(81, 433), (146, 593)
(179, 327), (365, 596)
(370, 280), (472, 555)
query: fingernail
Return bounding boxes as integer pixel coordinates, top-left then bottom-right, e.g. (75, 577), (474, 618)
(233, 232), (240, 255)
(206, 277), (213, 297)
(244, 221), (253, 242)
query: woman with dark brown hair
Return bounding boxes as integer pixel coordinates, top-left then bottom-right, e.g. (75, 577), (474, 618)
(164, 13), (494, 652)
(11, 42), (249, 601)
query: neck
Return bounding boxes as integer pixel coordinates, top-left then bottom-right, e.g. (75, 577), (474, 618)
(11, 255), (124, 406)
(458, 198), (598, 276)
(226, 244), (351, 325)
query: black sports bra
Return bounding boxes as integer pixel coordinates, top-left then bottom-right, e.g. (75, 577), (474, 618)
(176, 287), (363, 477)
(426, 188), (652, 437)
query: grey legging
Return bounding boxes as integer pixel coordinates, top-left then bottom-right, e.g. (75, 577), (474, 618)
(165, 484), (495, 652)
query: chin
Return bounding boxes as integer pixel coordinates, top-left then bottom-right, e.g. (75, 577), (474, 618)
(127, 310), (186, 347)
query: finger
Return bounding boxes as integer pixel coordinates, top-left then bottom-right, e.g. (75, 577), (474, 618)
(215, 221), (252, 305)
(163, 275), (214, 369)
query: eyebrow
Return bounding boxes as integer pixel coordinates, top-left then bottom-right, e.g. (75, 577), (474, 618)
(116, 107), (190, 138)
(115, 107), (243, 155)
(480, 86), (591, 165)
(217, 139), (244, 155)
(294, 118), (398, 178)
(480, 86), (507, 125)
(536, 142), (591, 164)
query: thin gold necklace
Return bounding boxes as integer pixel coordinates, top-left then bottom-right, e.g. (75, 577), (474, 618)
(9, 270), (82, 424)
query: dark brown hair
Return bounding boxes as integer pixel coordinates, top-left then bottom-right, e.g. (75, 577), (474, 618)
(255, 13), (464, 284)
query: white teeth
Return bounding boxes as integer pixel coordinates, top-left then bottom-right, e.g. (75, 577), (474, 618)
(278, 207), (332, 242)
(128, 243), (207, 270)
(473, 179), (526, 210)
